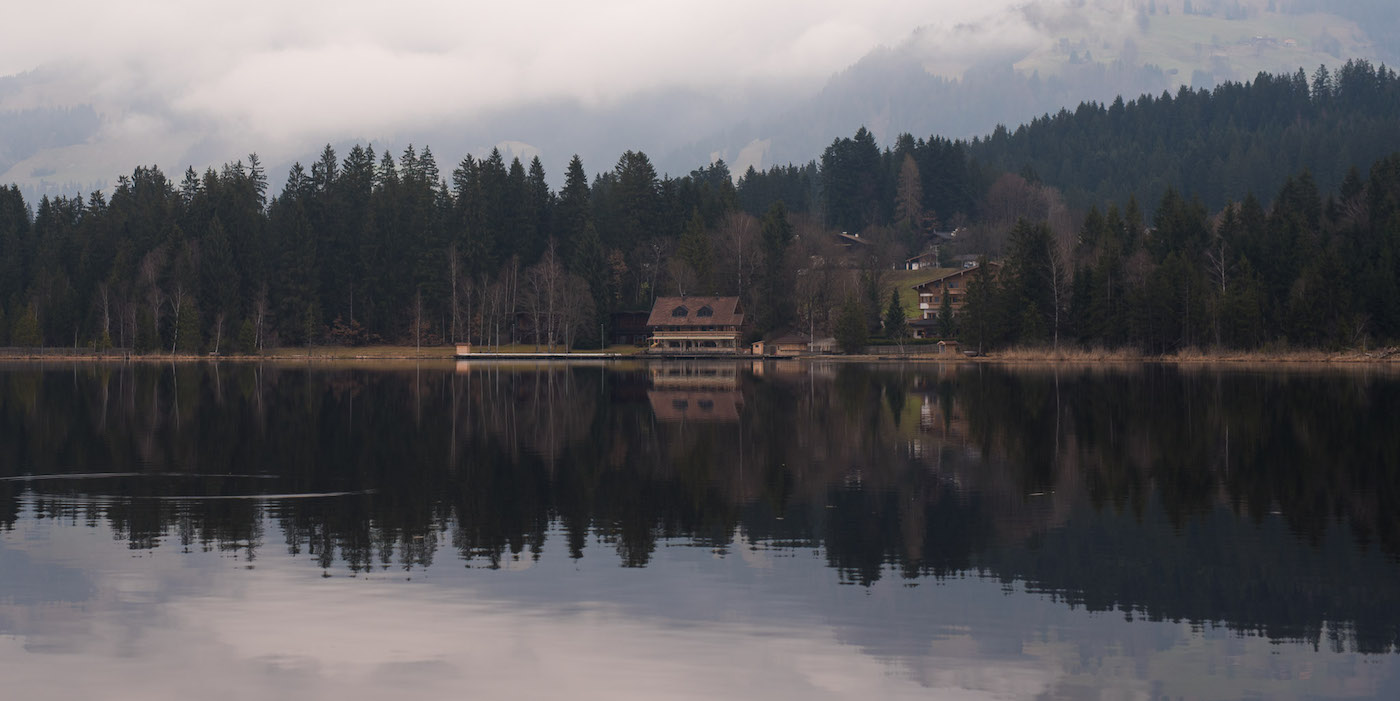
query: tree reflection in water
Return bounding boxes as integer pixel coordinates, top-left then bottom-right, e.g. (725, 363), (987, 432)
(0, 360), (1397, 652)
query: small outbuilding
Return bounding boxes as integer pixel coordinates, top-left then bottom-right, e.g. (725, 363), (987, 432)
(752, 331), (811, 357)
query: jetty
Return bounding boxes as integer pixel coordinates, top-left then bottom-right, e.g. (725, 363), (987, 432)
(454, 344), (624, 360)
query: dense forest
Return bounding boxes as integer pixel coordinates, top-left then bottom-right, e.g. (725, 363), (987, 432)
(968, 58), (1400, 211)
(0, 61), (1398, 352)
(957, 157), (1400, 352)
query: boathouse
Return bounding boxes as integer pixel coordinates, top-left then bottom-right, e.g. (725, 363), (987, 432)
(646, 296), (744, 354)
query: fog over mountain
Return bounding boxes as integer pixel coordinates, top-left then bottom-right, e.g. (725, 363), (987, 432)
(0, 0), (1394, 201)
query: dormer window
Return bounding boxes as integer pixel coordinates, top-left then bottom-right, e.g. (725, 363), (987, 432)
(697, 306), (713, 317)
(672, 306), (689, 317)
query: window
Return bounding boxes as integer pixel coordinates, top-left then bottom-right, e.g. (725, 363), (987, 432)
(947, 281), (959, 289)
(672, 306), (689, 317)
(697, 306), (713, 317)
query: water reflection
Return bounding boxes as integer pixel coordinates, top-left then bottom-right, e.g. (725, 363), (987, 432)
(1, 360), (1399, 696)
(648, 361), (744, 422)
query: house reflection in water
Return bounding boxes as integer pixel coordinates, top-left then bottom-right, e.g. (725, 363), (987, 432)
(647, 361), (743, 423)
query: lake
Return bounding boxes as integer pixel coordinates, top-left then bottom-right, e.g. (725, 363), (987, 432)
(1, 360), (1398, 700)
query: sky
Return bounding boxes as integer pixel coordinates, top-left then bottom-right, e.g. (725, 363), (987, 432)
(8, 0), (1361, 194)
(8, 509), (1384, 700)
(0, 1), (1020, 150)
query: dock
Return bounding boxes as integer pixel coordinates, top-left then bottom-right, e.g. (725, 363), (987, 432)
(454, 345), (624, 360)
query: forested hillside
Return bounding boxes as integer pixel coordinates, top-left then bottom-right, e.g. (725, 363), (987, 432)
(0, 148), (745, 352)
(958, 160), (1400, 353)
(0, 63), (1398, 353)
(969, 59), (1400, 212)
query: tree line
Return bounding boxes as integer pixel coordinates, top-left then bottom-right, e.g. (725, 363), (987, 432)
(0, 147), (747, 351)
(953, 152), (1400, 352)
(1, 62), (1399, 351)
(969, 59), (1400, 213)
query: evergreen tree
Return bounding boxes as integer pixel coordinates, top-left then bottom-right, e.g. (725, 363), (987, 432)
(961, 257), (1001, 354)
(883, 290), (908, 341)
(173, 296), (201, 353)
(199, 217), (238, 341)
(11, 305), (40, 347)
(677, 210), (714, 292)
(937, 293), (956, 339)
(834, 294), (868, 354)
(1002, 219), (1056, 344)
(270, 170), (320, 345)
(235, 319), (257, 354)
(756, 202), (795, 333)
(821, 126), (882, 232)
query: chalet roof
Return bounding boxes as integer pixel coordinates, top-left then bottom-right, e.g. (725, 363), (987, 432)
(836, 232), (872, 246)
(910, 267), (965, 287)
(905, 251), (940, 262)
(647, 296), (744, 328)
(910, 261), (1000, 290)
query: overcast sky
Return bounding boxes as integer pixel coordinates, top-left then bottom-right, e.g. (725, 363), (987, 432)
(1, 1), (1029, 147)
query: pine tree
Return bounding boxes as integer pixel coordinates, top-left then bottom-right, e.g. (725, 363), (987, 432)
(173, 296), (201, 353)
(937, 293), (956, 339)
(235, 318), (257, 354)
(962, 257), (1000, 354)
(199, 217), (238, 341)
(756, 202), (795, 333)
(884, 290), (908, 341)
(1003, 219), (1056, 344)
(677, 210), (714, 292)
(11, 306), (40, 347)
(834, 294), (868, 354)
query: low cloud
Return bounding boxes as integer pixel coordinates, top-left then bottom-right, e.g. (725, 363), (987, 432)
(0, 1), (1117, 191)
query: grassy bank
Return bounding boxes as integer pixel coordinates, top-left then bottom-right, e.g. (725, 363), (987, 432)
(2, 343), (1396, 364)
(811, 344), (1400, 364)
(966, 346), (1400, 364)
(0, 343), (648, 362)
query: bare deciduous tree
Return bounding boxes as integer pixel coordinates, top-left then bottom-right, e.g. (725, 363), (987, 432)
(717, 211), (760, 297)
(252, 284), (270, 351)
(169, 284), (188, 355)
(448, 243), (462, 343)
(139, 247), (167, 344)
(524, 240), (567, 349)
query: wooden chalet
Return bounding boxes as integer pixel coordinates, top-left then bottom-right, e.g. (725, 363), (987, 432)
(903, 251), (939, 271)
(901, 229), (964, 270)
(646, 296), (744, 354)
(909, 262), (1000, 339)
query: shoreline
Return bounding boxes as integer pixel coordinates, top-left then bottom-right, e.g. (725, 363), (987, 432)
(0, 346), (1396, 364)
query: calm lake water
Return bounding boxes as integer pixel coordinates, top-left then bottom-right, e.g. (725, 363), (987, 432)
(1, 360), (1398, 700)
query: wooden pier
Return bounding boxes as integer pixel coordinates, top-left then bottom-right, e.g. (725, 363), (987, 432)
(454, 344), (624, 360)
